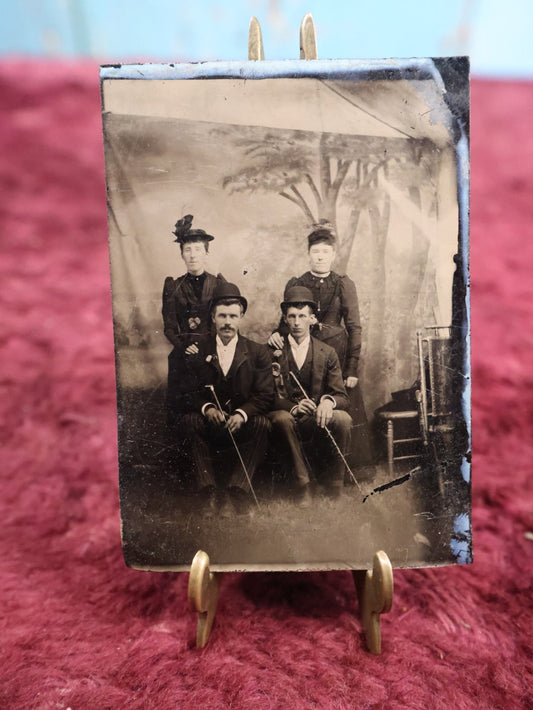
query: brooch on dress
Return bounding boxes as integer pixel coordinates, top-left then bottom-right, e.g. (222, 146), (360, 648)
(272, 350), (283, 378)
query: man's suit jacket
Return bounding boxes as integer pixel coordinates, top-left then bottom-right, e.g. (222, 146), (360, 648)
(183, 334), (275, 419)
(272, 336), (349, 412)
(277, 271), (362, 378)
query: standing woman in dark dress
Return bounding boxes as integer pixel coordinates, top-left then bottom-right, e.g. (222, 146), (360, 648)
(162, 214), (226, 424)
(268, 225), (373, 466)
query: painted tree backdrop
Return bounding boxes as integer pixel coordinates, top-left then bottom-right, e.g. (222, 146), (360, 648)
(221, 123), (451, 413)
(103, 77), (459, 418)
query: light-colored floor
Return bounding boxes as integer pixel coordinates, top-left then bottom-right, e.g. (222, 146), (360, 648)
(120, 460), (464, 571)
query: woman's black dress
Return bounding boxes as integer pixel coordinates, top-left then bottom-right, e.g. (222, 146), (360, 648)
(162, 271), (226, 423)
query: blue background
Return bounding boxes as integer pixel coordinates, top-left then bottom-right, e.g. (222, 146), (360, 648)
(1, 0), (532, 78)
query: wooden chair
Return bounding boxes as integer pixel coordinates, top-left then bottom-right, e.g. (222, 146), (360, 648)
(378, 326), (453, 478)
(378, 396), (424, 478)
(417, 326), (454, 446)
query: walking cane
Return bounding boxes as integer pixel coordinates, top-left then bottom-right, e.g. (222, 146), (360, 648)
(288, 371), (363, 495)
(205, 385), (259, 506)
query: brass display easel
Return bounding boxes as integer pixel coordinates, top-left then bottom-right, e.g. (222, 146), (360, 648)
(189, 548), (393, 654)
(188, 13), (394, 655)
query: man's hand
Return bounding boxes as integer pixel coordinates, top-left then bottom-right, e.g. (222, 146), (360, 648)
(205, 407), (226, 427)
(225, 412), (244, 434)
(267, 331), (284, 349)
(315, 399), (334, 428)
(344, 376), (358, 389)
(185, 343), (199, 355)
(294, 398), (317, 417)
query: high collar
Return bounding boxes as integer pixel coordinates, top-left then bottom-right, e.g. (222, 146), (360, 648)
(216, 333), (238, 349)
(288, 334), (311, 350)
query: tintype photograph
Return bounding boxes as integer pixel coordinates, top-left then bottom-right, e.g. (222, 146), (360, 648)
(101, 58), (471, 571)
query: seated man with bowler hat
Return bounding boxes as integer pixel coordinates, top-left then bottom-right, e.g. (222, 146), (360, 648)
(268, 286), (352, 505)
(268, 223), (373, 468)
(180, 283), (274, 517)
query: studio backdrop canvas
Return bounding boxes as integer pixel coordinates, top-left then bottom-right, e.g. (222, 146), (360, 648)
(101, 58), (471, 571)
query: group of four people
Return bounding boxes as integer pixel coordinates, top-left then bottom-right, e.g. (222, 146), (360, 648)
(162, 215), (370, 517)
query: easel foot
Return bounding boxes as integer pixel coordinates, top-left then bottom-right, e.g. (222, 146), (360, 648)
(353, 551), (394, 654)
(188, 550), (220, 648)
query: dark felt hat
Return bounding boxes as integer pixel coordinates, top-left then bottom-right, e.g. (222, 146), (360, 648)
(307, 225), (336, 248)
(209, 282), (248, 315)
(281, 286), (317, 313)
(172, 214), (214, 244)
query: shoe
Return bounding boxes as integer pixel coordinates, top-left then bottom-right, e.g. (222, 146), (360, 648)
(324, 485), (343, 500)
(295, 484), (312, 508)
(228, 486), (254, 517)
(198, 485), (218, 519)
(219, 492), (234, 519)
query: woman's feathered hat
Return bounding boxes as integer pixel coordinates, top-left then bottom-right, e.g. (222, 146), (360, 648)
(172, 214), (214, 244)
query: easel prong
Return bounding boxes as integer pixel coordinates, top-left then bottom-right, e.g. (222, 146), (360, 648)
(188, 550), (220, 648)
(353, 551), (394, 654)
(248, 16), (265, 61)
(300, 13), (317, 59)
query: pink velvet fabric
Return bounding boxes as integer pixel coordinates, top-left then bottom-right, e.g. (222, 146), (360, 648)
(0, 62), (532, 709)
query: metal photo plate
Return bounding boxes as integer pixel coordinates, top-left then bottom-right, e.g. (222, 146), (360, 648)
(101, 57), (471, 571)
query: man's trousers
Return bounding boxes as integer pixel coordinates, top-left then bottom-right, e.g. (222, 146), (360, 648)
(181, 412), (271, 492)
(267, 409), (352, 488)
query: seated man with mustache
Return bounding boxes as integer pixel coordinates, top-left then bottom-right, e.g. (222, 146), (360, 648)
(180, 283), (274, 517)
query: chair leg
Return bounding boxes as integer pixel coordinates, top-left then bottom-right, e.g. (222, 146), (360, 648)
(386, 419), (394, 478)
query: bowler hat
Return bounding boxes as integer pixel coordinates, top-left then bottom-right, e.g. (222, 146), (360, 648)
(281, 286), (317, 313)
(209, 282), (248, 314)
(172, 214), (214, 244)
